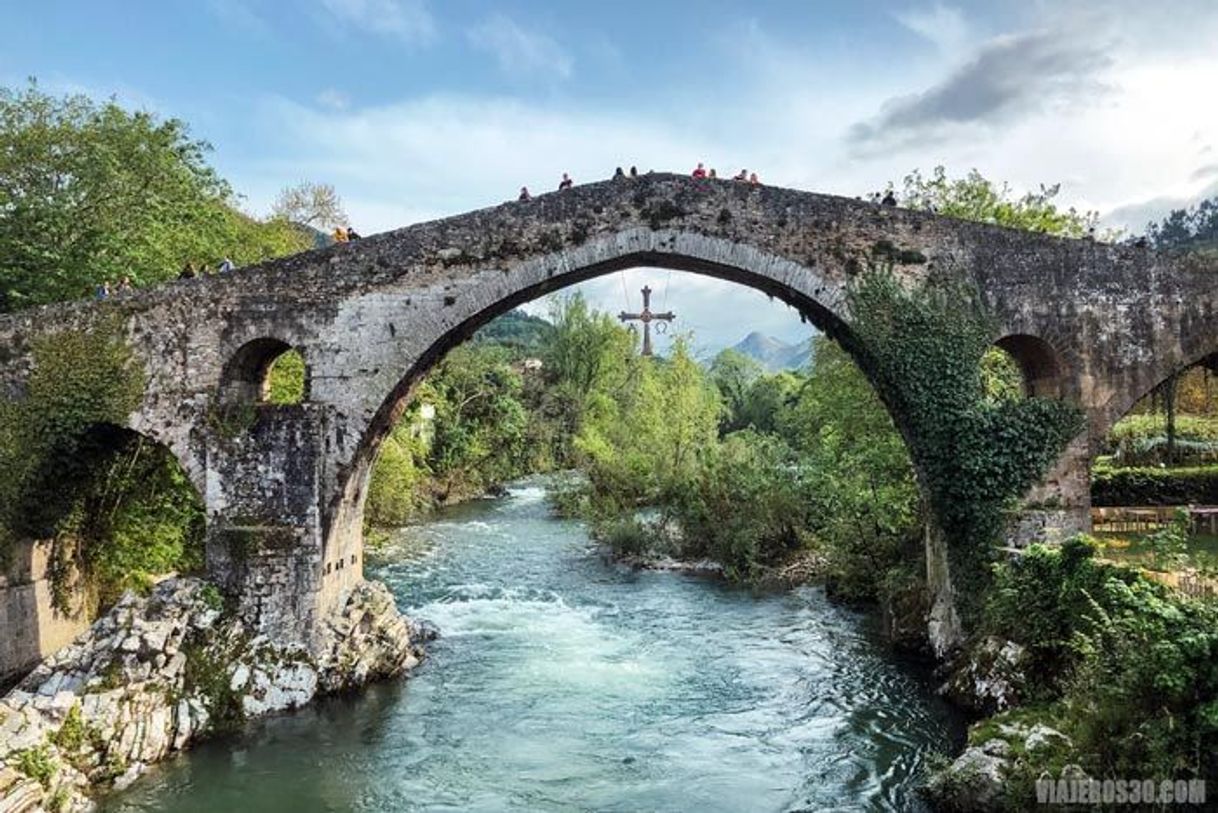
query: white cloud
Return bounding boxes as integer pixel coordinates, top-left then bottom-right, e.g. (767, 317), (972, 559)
(319, 0), (435, 44)
(316, 88), (350, 111)
(467, 14), (572, 79)
(894, 2), (971, 53)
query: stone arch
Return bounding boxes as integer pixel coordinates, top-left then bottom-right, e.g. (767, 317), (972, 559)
(314, 236), (924, 617)
(994, 333), (1063, 399)
(218, 337), (309, 404)
(0, 421), (205, 682)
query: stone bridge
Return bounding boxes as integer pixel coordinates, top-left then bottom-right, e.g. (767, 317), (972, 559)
(1, 173), (1214, 657)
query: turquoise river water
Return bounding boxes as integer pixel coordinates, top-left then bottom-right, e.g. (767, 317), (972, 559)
(104, 477), (965, 812)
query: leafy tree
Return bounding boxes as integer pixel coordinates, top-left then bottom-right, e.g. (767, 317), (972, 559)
(271, 181), (348, 230)
(777, 338), (921, 600)
(1147, 196), (1218, 251)
(737, 370), (801, 434)
(0, 81), (309, 311)
(709, 348), (763, 432)
(900, 166), (1098, 238)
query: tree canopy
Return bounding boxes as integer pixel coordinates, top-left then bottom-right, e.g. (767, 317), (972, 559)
(899, 166), (1098, 238)
(0, 81), (310, 311)
(1147, 195), (1218, 251)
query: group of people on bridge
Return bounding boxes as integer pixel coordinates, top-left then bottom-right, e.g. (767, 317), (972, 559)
(516, 163), (765, 202)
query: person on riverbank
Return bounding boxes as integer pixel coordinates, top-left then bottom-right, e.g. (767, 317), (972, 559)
(613, 167), (625, 180)
(333, 226), (349, 243)
(692, 163), (707, 179)
(178, 263), (197, 280)
(558, 173), (573, 191)
(749, 172), (760, 186)
(708, 168), (718, 179)
(95, 281), (111, 300)
(881, 190), (897, 206)
(518, 186), (531, 201)
(347, 227), (362, 240)
(116, 276), (133, 293)
(629, 166), (639, 178)
(733, 169), (748, 182)
(217, 257), (234, 274)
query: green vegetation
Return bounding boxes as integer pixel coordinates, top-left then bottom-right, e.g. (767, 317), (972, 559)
(847, 269), (1083, 618)
(0, 81), (311, 311)
(1092, 464), (1218, 506)
(978, 539), (1218, 797)
(1147, 194), (1218, 252)
(265, 349), (306, 405)
(14, 742), (58, 788)
(899, 166), (1100, 238)
(0, 326), (204, 614)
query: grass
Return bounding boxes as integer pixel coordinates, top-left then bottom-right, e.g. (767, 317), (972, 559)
(1091, 530), (1218, 572)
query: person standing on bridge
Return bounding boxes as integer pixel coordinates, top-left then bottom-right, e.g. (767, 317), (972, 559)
(558, 173), (573, 191)
(692, 162), (707, 179)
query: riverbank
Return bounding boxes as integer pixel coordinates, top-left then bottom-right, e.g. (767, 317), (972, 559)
(0, 578), (422, 812)
(101, 477), (966, 812)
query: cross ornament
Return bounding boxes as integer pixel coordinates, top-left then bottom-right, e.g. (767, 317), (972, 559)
(618, 285), (675, 356)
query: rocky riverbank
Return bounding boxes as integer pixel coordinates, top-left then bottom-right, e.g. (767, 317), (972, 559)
(0, 578), (426, 812)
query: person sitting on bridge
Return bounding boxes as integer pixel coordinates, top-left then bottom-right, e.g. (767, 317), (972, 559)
(692, 162), (707, 179)
(217, 257), (235, 274)
(333, 226), (349, 243)
(613, 167), (625, 180)
(558, 173), (573, 191)
(733, 169), (748, 182)
(518, 186), (531, 201)
(881, 189), (897, 206)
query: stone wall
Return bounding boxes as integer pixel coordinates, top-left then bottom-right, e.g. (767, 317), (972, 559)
(0, 541), (89, 689)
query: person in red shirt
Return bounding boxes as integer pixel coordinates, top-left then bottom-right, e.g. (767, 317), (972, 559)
(692, 162), (707, 179)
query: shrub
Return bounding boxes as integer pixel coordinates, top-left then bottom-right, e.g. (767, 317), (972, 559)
(1091, 464), (1218, 506)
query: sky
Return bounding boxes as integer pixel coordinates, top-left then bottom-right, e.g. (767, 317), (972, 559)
(6, 0), (1218, 353)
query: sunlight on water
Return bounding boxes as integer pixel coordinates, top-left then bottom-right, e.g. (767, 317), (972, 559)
(104, 476), (964, 813)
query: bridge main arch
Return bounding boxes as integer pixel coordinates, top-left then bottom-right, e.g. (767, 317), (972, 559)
(309, 229), (959, 653)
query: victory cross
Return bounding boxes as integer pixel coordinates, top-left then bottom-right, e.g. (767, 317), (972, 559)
(618, 285), (675, 356)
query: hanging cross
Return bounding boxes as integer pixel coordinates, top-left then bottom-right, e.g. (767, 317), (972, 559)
(618, 285), (675, 356)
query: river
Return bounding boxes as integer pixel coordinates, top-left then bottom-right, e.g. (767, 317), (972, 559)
(104, 477), (965, 812)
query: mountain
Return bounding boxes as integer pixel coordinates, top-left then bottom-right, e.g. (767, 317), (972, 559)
(731, 331), (813, 372)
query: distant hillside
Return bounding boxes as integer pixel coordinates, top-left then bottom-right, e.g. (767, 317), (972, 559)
(731, 331), (813, 372)
(475, 309), (554, 356)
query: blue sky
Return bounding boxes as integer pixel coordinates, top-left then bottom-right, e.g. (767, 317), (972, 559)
(6, 1), (1218, 352)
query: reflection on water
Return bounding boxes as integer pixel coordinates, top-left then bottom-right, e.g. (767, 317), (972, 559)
(104, 477), (965, 812)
